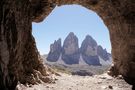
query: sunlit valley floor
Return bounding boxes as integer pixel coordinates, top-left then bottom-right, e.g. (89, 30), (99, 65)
(17, 52), (132, 90)
(16, 53), (132, 90)
(17, 71), (131, 90)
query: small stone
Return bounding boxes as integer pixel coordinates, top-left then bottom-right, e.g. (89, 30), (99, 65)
(97, 81), (102, 84)
(46, 86), (49, 88)
(108, 85), (113, 89)
(100, 77), (106, 79)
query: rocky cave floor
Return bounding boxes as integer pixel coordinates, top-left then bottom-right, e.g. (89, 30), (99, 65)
(17, 72), (132, 90)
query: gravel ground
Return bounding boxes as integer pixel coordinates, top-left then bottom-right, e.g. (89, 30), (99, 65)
(17, 73), (132, 90)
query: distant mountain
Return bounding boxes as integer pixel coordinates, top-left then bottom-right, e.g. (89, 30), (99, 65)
(47, 38), (62, 62)
(62, 32), (80, 64)
(80, 35), (101, 66)
(45, 32), (112, 66)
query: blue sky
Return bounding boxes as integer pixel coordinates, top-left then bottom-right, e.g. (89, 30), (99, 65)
(32, 5), (111, 55)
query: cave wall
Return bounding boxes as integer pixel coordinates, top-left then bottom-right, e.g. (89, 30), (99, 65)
(0, 0), (50, 89)
(0, 0), (135, 89)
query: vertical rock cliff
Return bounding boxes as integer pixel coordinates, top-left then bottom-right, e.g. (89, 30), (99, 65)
(47, 39), (62, 62)
(46, 33), (111, 66)
(97, 45), (110, 61)
(80, 35), (101, 66)
(62, 32), (80, 64)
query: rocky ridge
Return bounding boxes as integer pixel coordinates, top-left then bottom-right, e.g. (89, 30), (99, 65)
(47, 32), (111, 66)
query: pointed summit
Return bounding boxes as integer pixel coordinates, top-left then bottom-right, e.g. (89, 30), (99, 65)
(62, 32), (80, 64)
(84, 35), (97, 48)
(68, 32), (75, 36)
(47, 38), (62, 62)
(80, 35), (101, 66)
(97, 45), (110, 61)
(46, 33), (111, 66)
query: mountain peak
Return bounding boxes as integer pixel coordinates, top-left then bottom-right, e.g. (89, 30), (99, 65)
(47, 38), (62, 62)
(86, 35), (92, 39)
(62, 32), (80, 64)
(47, 32), (111, 66)
(68, 32), (75, 36)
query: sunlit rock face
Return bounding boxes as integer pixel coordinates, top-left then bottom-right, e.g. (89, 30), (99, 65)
(80, 35), (101, 66)
(62, 32), (80, 64)
(47, 39), (62, 62)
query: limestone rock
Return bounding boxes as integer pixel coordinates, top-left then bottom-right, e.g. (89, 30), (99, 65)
(47, 39), (62, 62)
(47, 34), (111, 66)
(62, 32), (80, 64)
(97, 45), (110, 61)
(80, 35), (101, 66)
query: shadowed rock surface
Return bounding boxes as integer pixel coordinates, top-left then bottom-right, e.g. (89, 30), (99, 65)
(97, 45), (110, 61)
(80, 35), (101, 65)
(47, 33), (111, 66)
(0, 0), (55, 89)
(62, 32), (80, 64)
(0, 0), (135, 89)
(47, 39), (62, 62)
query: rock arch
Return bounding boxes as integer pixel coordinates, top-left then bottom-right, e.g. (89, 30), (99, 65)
(0, 0), (135, 89)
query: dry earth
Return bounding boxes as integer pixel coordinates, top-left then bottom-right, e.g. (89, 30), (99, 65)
(17, 73), (132, 90)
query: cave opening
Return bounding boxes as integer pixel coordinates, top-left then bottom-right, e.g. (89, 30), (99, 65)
(32, 5), (112, 76)
(0, 0), (134, 89)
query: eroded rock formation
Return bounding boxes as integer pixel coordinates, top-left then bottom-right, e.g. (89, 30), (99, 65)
(97, 45), (110, 61)
(47, 33), (111, 66)
(80, 35), (101, 65)
(0, 0), (135, 89)
(47, 38), (62, 62)
(62, 32), (80, 64)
